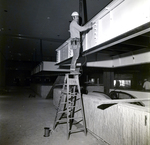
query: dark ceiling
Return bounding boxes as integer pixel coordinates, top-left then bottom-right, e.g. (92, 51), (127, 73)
(0, 0), (112, 67)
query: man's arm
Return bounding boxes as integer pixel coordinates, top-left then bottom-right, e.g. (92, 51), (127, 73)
(75, 23), (92, 32)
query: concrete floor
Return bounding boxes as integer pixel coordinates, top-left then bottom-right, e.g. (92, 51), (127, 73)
(0, 87), (107, 145)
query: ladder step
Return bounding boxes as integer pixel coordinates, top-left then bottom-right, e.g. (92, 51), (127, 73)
(64, 82), (78, 85)
(61, 90), (78, 95)
(56, 119), (67, 123)
(61, 91), (67, 94)
(62, 92), (77, 95)
(58, 109), (73, 113)
(69, 128), (85, 133)
(69, 93), (77, 95)
(58, 110), (67, 113)
(68, 97), (77, 101)
(69, 117), (83, 120)
(68, 106), (75, 108)
(61, 102), (67, 104)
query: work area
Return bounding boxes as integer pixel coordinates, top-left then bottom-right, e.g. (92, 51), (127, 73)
(0, 0), (150, 145)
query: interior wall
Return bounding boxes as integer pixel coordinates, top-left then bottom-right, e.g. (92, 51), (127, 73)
(5, 70), (31, 86)
(0, 36), (6, 92)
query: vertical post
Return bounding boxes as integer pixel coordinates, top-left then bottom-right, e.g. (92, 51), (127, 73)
(79, 0), (88, 53)
(79, 0), (83, 25)
(40, 39), (43, 61)
(103, 70), (114, 94)
(0, 36), (6, 88)
(79, 0), (88, 25)
(83, 0), (88, 24)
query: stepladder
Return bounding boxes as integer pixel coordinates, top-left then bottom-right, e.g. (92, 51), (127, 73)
(53, 73), (87, 139)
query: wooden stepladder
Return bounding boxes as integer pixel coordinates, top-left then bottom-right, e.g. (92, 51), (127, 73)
(53, 73), (86, 139)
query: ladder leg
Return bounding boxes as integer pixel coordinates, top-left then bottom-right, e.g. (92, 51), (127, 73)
(53, 75), (68, 130)
(79, 93), (87, 135)
(66, 74), (70, 139)
(53, 93), (64, 129)
(76, 75), (87, 135)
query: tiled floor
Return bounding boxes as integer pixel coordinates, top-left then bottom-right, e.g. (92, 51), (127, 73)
(0, 87), (107, 145)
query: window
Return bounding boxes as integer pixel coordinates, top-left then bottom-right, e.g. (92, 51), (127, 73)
(114, 80), (131, 88)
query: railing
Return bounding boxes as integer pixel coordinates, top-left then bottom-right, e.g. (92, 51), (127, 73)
(56, 40), (73, 63)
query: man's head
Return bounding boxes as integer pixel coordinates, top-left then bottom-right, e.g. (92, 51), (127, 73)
(71, 11), (79, 22)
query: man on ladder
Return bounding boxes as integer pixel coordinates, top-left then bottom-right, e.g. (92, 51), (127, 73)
(53, 11), (93, 140)
(69, 11), (93, 73)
